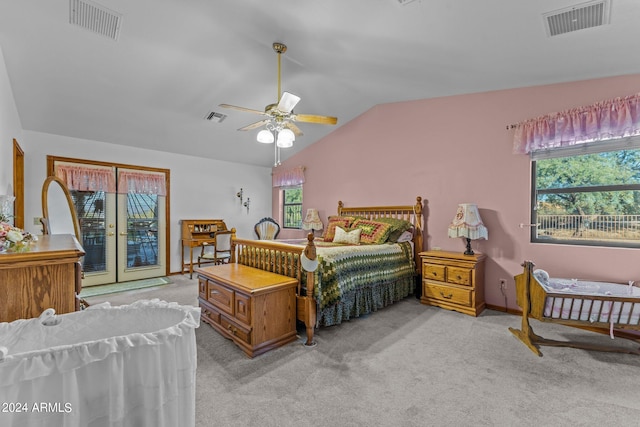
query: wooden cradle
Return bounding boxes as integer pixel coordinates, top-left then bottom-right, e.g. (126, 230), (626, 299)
(509, 261), (640, 356)
(229, 197), (424, 346)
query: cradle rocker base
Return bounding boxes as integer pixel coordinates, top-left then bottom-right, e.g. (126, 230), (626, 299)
(509, 325), (640, 357)
(510, 260), (640, 357)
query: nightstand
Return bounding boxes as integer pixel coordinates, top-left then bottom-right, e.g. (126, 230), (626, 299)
(419, 250), (486, 316)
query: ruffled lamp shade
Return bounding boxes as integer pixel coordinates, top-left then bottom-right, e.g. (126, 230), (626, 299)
(301, 208), (323, 232)
(448, 203), (488, 255)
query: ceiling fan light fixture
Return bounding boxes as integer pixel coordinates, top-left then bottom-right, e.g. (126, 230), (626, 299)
(276, 128), (295, 148)
(257, 129), (274, 143)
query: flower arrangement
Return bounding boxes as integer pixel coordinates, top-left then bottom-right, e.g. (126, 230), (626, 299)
(0, 219), (37, 253)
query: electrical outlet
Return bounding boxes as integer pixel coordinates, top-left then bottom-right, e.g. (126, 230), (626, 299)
(499, 279), (507, 290)
(33, 217), (41, 225)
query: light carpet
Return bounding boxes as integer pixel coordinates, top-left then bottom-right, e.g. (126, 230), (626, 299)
(85, 274), (640, 427)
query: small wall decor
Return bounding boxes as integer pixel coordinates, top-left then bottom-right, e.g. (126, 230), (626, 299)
(236, 188), (243, 204)
(243, 197), (250, 213)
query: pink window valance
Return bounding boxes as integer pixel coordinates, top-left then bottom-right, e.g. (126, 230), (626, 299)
(55, 165), (116, 193)
(272, 166), (305, 188)
(513, 92), (640, 154)
(117, 171), (167, 196)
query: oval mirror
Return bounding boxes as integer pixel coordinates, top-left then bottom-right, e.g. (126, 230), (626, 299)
(41, 176), (81, 241)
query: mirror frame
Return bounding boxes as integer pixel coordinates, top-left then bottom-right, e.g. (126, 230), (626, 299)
(41, 175), (82, 241)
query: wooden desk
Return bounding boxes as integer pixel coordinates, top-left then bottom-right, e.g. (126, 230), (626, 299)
(197, 263), (297, 358)
(180, 219), (228, 278)
(0, 234), (85, 323)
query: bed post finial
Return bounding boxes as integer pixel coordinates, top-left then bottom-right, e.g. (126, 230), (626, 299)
(338, 200), (344, 216)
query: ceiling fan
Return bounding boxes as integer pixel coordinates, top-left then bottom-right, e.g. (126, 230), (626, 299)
(219, 42), (338, 148)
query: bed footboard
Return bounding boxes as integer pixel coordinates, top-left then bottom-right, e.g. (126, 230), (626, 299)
(231, 235), (317, 346)
(509, 261), (640, 356)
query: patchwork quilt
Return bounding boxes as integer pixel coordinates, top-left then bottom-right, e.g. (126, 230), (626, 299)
(280, 239), (415, 313)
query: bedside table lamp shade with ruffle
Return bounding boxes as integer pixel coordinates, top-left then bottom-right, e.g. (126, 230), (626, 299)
(448, 203), (488, 255)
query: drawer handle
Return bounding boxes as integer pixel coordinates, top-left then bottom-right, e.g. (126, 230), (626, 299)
(210, 290), (220, 295)
(227, 324), (237, 335)
(431, 272), (438, 276)
(456, 276), (462, 280)
(440, 291), (453, 299)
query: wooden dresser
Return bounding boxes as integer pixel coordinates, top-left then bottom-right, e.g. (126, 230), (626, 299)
(180, 219), (228, 278)
(419, 250), (486, 317)
(0, 234), (85, 323)
(197, 263), (298, 358)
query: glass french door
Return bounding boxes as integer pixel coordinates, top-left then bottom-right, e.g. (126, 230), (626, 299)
(116, 185), (166, 282)
(68, 167), (166, 286)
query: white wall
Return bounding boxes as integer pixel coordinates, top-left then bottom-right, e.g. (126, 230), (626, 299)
(0, 44), (23, 196)
(21, 130), (272, 274)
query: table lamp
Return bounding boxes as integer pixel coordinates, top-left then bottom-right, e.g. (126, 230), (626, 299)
(447, 203), (488, 255)
(301, 208), (323, 235)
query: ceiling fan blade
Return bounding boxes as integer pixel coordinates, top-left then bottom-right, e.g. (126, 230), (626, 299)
(293, 114), (338, 125)
(276, 92), (301, 113)
(284, 121), (304, 137)
(238, 119), (271, 131)
(219, 104), (267, 115)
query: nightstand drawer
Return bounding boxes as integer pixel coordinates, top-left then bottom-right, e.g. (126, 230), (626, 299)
(447, 267), (472, 286)
(423, 263), (446, 281)
(423, 282), (472, 307)
(208, 282), (235, 315)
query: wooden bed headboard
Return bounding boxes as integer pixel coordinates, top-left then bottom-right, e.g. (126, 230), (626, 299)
(336, 196), (424, 266)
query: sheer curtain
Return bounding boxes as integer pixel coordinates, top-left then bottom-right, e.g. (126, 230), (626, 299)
(54, 164), (116, 192)
(117, 171), (166, 196)
(513, 92), (640, 154)
(272, 166), (305, 188)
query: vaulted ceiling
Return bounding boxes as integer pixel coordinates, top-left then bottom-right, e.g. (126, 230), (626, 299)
(1, 0), (639, 167)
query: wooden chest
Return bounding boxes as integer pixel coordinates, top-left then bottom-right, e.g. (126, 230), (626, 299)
(419, 250), (486, 317)
(197, 263), (298, 357)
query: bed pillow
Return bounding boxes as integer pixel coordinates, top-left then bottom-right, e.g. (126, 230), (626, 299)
(333, 226), (361, 245)
(395, 230), (414, 243)
(351, 219), (393, 244)
(374, 218), (414, 242)
(322, 216), (355, 241)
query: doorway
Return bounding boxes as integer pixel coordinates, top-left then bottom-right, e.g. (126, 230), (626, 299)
(48, 157), (170, 286)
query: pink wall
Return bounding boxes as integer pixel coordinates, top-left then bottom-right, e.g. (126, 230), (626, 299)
(273, 74), (640, 311)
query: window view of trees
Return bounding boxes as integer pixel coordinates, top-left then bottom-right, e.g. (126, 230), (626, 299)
(533, 148), (640, 247)
(283, 187), (302, 229)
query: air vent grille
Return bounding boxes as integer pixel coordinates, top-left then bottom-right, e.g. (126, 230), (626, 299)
(543, 0), (610, 37)
(205, 112), (227, 123)
(69, 0), (122, 40)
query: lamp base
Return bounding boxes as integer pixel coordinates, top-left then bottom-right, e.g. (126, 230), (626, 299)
(464, 237), (475, 256)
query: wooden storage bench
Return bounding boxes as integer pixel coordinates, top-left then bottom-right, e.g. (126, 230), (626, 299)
(197, 263), (298, 358)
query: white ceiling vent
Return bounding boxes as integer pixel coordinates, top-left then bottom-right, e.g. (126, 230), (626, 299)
(205, 111), (227, 123)
(69, 0), (122, 41)
(543, 0), (610, 37)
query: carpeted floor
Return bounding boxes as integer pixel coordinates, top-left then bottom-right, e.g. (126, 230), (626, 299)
(87, 274), (640, 427)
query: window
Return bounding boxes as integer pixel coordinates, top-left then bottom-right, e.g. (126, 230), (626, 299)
(531, 137), (640, 247)
(283, 187), (303, 229)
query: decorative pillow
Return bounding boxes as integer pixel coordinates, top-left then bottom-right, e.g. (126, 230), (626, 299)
(374, 217), (414, 242)
(351, 219), (393, 244)
(333, 226), (361, 245)
(322, 216), (355, 241)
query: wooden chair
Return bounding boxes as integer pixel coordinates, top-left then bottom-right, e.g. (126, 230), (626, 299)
(198, 230), (233, 266)
(254, 217), (280, 240)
